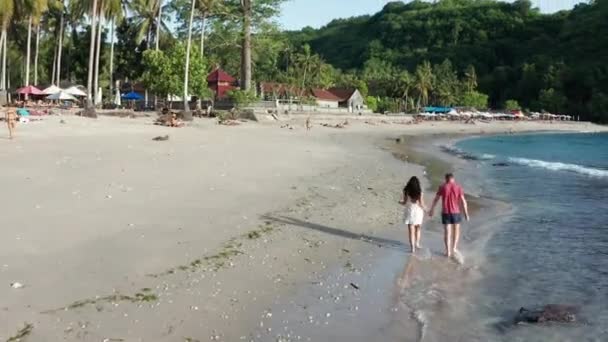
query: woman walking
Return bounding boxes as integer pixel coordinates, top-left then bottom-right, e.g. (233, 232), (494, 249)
(400, 176), (427, 253)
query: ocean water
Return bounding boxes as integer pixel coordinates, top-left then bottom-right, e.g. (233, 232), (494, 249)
(453, 133), (608, 340)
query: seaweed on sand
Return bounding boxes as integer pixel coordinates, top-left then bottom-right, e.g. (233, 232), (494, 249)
(6, 322), (33, 342)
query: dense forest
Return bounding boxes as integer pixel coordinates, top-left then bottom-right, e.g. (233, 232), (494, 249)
(0, 0), (607, 121)
(287, 0), (608, 122)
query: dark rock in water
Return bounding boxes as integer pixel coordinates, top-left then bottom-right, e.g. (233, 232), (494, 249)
(515, 305), (579, 324)
(493, 162), (510, 167)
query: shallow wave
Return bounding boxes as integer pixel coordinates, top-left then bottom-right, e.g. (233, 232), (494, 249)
(508, 157), (608, 178)
(440, 145), (495, 161)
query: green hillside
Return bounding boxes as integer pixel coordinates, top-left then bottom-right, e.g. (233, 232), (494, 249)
(286, 0), (608, 121)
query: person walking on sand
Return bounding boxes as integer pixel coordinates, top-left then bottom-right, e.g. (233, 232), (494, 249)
(5, 106), (17, 139)
(429, 173), (469, 258)
(400, 176), (427, 253)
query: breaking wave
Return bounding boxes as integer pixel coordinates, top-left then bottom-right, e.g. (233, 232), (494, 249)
(508, 157), (608, 178)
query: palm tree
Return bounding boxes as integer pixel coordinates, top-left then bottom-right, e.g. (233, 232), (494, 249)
(415, 61), (434, 109)
(86, 0), (99, 109)
(183, 0), (196, 116)
(54, 1), (65, 85)
(464, 64), (478, 93)
(197, 0), (222, 58)
(0, 0), (15, 91)
(240, 0), (252, 91)
(396, 70), (413, 112)
(130, 0), (168, 49)
(31, 0), (48, 86)
(93, 0), (104, 106)
(155, 0), (162, 50)
(105, 0), (123, 96)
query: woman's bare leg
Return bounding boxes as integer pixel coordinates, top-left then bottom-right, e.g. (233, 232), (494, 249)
(7, 121), (14, 139)
(415, 225), (422, 248)
(408, 224), (416, 253)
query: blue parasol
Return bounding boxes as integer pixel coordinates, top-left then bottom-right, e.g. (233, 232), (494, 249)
(121, 91), (144, 100)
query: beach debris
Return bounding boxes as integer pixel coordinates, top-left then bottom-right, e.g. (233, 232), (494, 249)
(280, 124), (294, 130)
(7, 323), (34, 342)
(515, 305), (579, 324)
(60, 119), (66, 124)
(10, 282), (24, 289)
(152, 135), (170, 141)
(219, 119), (240, 126)
(350, 283), (360, 290)
(320, 120), (349, 129)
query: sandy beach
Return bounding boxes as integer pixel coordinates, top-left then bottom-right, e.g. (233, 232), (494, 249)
(1, 114), (605, 341)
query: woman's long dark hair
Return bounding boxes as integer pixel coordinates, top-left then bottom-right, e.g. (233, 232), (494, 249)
(404, 176), (422, 202)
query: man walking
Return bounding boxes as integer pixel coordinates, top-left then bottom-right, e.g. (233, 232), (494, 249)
(429, 173), (469, 258)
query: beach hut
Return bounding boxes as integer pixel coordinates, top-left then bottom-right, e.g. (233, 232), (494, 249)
(207, 68), (236, 100)
(47, 91), (77, 101)
(65, 86), (87, 97)
(42, 85), (62, 95)
(17, 85), (44, 96)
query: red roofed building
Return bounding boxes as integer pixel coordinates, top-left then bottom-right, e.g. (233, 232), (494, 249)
(207, 68), (236, 100)
(311, 88), (342, 108)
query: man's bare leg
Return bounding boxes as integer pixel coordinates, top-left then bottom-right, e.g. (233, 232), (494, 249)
(415, 225), (422, 249)
(452, 224), (461, 254)
(408, 224), (416, 253)
(444, 225), (452, 257)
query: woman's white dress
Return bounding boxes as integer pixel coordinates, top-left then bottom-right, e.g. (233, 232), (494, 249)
(404, 202), (424, 225)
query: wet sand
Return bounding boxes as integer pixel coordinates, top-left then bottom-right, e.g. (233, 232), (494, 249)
(0, 115), (605, 341)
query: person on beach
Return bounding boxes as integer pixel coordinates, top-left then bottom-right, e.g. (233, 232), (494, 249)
(5, 106), (17, 139)
(400, 176), (427, 253)
(429, 173), (469, 258)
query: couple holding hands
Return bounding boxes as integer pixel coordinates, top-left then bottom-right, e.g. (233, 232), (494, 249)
(399, 173), (469, 258)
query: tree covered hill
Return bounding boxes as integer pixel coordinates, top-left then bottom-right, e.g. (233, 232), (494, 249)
(286, 0), (608, 122)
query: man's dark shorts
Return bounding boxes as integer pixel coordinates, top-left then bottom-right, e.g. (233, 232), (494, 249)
(442, 213), (462, 225)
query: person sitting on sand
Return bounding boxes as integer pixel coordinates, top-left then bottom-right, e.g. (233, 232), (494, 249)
(170, 113), (184, 127)
(5, 106), (17, 139)
(399, 176), (427, 254)
(429, 173), (469, 258)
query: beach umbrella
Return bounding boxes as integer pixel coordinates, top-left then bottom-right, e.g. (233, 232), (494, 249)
(42, 85), (62, 95)
(121, 91), (144, 100)
(17, 85), (44, 96)
(46, 91), (78, 101)
(65, 86), (87, 97)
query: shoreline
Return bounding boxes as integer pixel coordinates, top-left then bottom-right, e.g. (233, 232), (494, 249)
(1, 116), (605, 341)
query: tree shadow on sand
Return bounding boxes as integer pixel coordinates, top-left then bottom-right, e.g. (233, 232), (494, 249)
(261, 215), (406, 251)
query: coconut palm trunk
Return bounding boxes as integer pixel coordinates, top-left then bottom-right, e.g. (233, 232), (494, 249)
(51, 40), (56, 84)
(200, 13), (206, 57)
(94, 5), (104, 106)
(86, 0), (99, 109)
(155, 0), (162, 51)
(182, 0), (196, 117)
(0, 29), (5, 90)
(34, 23), (40, 85)
(56, 12), (64, 85)
(25, 16), (32, 98)
(109, 17), (114, 94)
(1, 29), (6, 91)
(240, 0), (252, 91)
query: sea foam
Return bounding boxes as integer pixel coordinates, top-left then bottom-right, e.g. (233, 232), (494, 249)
(508, 157), (608, 178)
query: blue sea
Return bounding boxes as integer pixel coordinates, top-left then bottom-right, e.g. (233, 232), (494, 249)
(455, 133), (608, 340)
